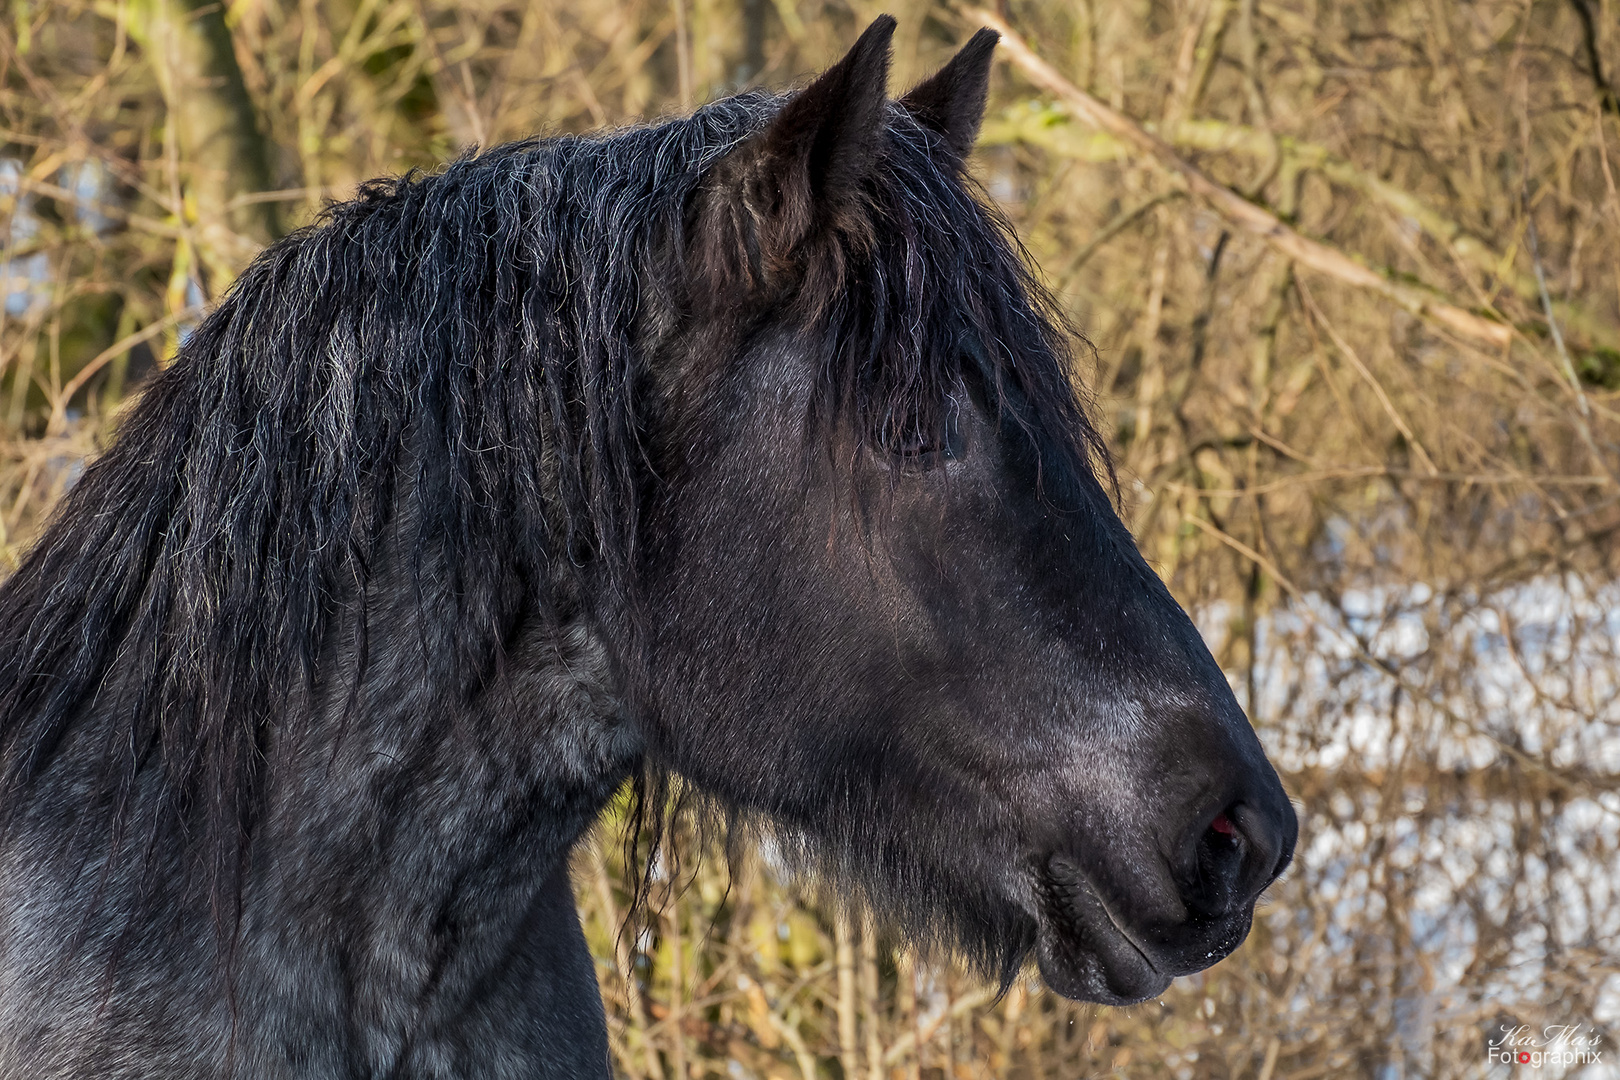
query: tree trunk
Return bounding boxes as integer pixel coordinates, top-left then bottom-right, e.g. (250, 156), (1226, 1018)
(132, 0), (277, 288)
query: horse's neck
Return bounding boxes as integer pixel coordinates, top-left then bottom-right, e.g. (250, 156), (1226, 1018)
(0, 533), (637, 1074)
(253, 569), (639, 913)
(227, 577), (636, 1069)
(261, 557), (639, 869)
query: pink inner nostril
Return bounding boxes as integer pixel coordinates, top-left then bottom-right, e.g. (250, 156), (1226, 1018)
(1209, 813), (1235, 837)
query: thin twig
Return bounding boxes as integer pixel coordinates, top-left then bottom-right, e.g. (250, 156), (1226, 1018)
(46, 306), (206, 434)
(1296, 277), (1438, 476)
(1165, 467), (1611, 499)
(967, 8), (1515, 350)
(1526, 209), (1618, 487)
(880, 985), (998, 1066)
(1181, 511), (1614, 804)
(11, 177), (184, 240)
(1058, 190), (1184, 281)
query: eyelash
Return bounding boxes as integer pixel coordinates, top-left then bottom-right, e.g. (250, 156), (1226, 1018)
(878, 394), (968, 465)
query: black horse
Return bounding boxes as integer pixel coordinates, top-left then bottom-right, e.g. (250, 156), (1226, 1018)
(0, 19), (1295, 1077)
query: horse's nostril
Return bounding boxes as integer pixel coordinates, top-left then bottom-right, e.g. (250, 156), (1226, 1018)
(1183, 807), (1247, 917)
(1198, 808), (1243, 858)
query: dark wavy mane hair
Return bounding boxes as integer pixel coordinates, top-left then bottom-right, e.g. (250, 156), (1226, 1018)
(0, 78), (1107, 962)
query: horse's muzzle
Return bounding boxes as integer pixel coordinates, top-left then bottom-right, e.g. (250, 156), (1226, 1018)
(1031, 792), (1297, 1004)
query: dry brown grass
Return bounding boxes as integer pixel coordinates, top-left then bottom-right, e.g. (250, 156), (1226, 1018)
(3, 0), (1618, 1075)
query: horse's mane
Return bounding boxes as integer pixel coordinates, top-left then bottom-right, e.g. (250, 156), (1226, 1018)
(0, 88), (1107, 947)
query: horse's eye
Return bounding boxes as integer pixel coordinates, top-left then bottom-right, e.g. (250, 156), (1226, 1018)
(880, 399), (967, 466)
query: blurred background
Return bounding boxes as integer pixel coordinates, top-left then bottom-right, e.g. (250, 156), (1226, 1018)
(2, 0), (1618, 1075)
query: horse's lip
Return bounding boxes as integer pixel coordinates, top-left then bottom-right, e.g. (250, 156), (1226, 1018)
(1031, 854), (1172, 1005)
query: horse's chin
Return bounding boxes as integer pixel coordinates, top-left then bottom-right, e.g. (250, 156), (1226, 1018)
(1030, 855), (1174, 1005)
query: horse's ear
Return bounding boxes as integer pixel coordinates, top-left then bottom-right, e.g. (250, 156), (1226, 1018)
(755, 14), (895, 232)
(899, 28), (998, 158)
(691, 16), (894, 301)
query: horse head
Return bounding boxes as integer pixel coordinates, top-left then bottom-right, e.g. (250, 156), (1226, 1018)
(638, 18), (1298, 1005)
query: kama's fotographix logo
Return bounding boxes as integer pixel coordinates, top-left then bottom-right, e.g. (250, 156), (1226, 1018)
(1487, 1024), (1605, 1068)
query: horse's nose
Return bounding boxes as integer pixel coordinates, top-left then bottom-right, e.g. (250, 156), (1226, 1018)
(1180, 794), (1297, 918)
